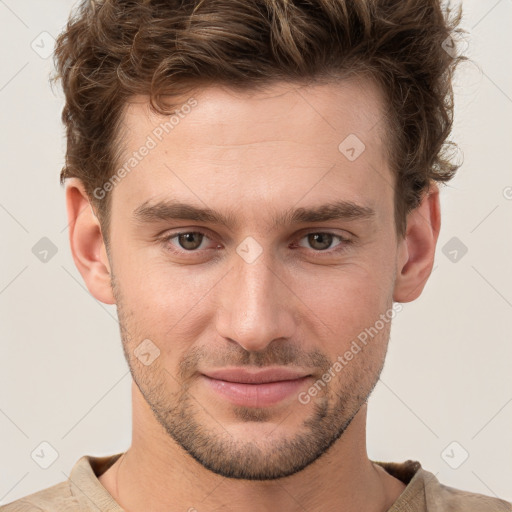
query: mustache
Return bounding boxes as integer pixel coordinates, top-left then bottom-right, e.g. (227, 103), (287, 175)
(178, 341), (332, 381)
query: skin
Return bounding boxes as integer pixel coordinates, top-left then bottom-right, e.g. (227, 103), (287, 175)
(66, 77), (440, 512)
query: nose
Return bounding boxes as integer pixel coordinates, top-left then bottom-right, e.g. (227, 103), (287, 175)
(215, 249), (297, 352)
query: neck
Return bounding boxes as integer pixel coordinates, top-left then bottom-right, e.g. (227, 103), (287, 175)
(99, 382), (405, 512)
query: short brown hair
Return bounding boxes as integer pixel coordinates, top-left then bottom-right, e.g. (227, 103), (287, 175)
(52, 0), (467, 241)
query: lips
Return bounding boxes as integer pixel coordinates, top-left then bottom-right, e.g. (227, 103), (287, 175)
(200, 367), (313, 407)
(201, 367), (310, 384)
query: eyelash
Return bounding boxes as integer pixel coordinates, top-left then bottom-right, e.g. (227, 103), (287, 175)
(160, 230), (354, 258)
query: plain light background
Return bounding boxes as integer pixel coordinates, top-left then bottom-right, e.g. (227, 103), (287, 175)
(0, 0), (511, 506)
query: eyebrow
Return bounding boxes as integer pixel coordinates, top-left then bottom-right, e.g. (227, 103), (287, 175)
(133, 198), (376, 230)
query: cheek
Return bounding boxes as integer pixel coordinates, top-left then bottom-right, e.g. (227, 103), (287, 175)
(115, 256), (219, 343)
(292, 260), (393, 334)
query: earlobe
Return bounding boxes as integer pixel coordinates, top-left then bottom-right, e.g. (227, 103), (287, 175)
(65, 178), (115, 305)
(393, 183), (441, 303)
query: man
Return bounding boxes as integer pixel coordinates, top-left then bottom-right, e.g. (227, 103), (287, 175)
(2, 0), (511, 511)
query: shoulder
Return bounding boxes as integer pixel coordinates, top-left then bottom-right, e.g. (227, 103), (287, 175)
(0, 453), (123, 512)
(374, 460), (512, 512)
(0, 480), (79, 512)
(428, 477), (512, 511)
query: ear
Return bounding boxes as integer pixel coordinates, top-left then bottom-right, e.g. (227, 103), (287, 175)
(65, 178), (115, 305)
(393, 182), (441, 303)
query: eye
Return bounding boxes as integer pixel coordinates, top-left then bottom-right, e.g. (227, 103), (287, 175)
(296, 232), (351, 253)
(165, 231), (217, 252)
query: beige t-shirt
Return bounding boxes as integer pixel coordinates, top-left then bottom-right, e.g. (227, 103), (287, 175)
(1, 453), (511, 511)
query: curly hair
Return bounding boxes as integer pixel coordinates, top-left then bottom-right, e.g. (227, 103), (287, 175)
(52, 0), (467, 240)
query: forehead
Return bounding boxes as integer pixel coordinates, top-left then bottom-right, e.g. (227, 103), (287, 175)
(111, 78), (393, 226)
(121, 77), (387, 149)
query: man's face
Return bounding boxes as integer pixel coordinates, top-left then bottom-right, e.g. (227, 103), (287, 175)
(107, 79), (401, 480)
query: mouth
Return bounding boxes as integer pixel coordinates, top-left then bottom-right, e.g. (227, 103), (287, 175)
(200, 367), (312, 407)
